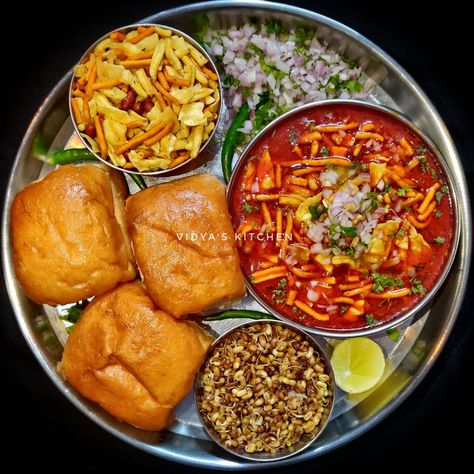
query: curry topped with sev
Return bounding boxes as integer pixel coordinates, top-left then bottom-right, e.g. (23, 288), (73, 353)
(230, 103), (454, 330)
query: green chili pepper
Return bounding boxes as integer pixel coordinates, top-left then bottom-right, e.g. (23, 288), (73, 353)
(32, 136), (96, 165)
(32, 136), (148, 190)
(127, 173), (147, 190)
(221, 103), (250, 182)
(204, 309), (275, 321)
(49, 148), (97, 165)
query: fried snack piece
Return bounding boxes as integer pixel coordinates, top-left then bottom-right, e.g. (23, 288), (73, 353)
(10, 164), (136, 305)
(59, 281), (212, 431)
(126, 174), (245, 318)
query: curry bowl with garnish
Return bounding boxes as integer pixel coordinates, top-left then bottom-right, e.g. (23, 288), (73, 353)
(228, 100), (459, 337)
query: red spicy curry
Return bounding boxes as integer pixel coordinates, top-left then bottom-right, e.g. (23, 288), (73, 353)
(230, 103), (454, 330)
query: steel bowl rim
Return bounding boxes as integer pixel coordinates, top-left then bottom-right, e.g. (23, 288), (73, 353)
(194, 318), (335, 462)
(226, 98), (461, 339)
(68, 22), (223, 176)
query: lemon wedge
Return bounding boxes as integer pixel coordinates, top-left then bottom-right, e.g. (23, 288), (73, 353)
(330, 337), (385, 394)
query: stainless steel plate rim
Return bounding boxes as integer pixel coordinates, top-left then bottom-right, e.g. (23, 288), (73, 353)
(226, 98), (461, 338)
(2, 1), (471, 470)
(68, 22), (223, 176)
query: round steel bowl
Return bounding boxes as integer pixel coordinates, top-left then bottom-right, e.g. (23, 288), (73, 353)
(68, 23), (223, 176)
(194, 319), (335, 462)
(227, 99), (461, 338)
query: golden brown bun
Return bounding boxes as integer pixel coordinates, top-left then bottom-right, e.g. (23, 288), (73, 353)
(10, 164), (136, 305)
(59, 281), (212, 431)
(126, 174), (245, 318)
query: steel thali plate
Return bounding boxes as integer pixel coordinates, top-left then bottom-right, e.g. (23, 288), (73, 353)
(1, 1), (471, 470)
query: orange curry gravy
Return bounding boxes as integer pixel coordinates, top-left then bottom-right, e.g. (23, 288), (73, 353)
(230, 103), (454, 330)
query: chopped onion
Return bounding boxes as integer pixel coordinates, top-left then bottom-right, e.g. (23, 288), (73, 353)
(307, 289), (319, 302)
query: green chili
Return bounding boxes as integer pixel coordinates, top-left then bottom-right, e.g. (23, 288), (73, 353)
(32, 135), (148, 190)
(49, 148), (97, 165)
(127, 173), (147, 190)
(204, 309), (275, 321)
(221, 103), (250, 182)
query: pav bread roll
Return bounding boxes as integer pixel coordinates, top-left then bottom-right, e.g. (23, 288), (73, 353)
(59, 281), (212, 431)
(126, 174), (245, 318)
(10, 164), (136, 305)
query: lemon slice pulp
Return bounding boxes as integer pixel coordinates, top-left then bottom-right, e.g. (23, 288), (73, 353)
(330, 337), (385, 394)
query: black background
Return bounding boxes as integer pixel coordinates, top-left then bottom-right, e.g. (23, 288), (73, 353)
(1, 1), (472, 470)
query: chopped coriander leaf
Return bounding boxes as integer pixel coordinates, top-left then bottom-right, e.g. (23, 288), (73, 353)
(272, 278), (288, 303)
(345, 80), (363, 92)
(254, 101), (277, 132)
(349, 161), (363, 171)
(435, 191), (444, 204)
(396, 228), (406, 238)
(256, 90), (271, 110)
(371, 272), (404, 293)
(309, 203), (326, 220)
(242, 202), (259, 213)
(416, 146), (427, 154)
(344, 247), (355, 256)
(383, 183), (393, 193)
(387, 328), (401, 342)
(441, 185), (447, 193)
(430, 168), (439, 179)
(420, 160), (429, 173)
(329, 223), (339, 237)
(288, 128), (298, 145)
(193, 13), (209, 48)
(433, 236), (446, 244)
(340, 305), (348, 314)
(365, 314), (378, 326)
(435, 210), (443, 219)
(59, 300), (88, 325)
(327, 74), (342, 92)
(248, 43), (264, 56)
(292, 305), (298, 312)
(249, 276), (255, 284)
(320, 146), (330, 156)
(340, 225), (357, 238)
(295, 25), (313, 43)
(396, 188), (410, 197)
(223, 76), (240, 87)
(290, 78), (306, 94)
(365, 192), (380, 212)
(340, 53), (358, 69)
(266, 19), (283, 34)
(294, 46), (307, 57)
(260, 59), (286, 80)
(410, 278), (425, 294)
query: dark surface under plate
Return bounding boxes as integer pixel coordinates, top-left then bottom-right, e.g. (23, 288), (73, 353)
(1, 0), (472, 471)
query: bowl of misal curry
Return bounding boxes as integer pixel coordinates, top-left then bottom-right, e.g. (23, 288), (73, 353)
(227, 100), (459, 337)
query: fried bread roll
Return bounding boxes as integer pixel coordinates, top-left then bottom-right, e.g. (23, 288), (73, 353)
(126, 174), (245, 318)
(10, 164), (136, 305)
(59, 281), (212, 431)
